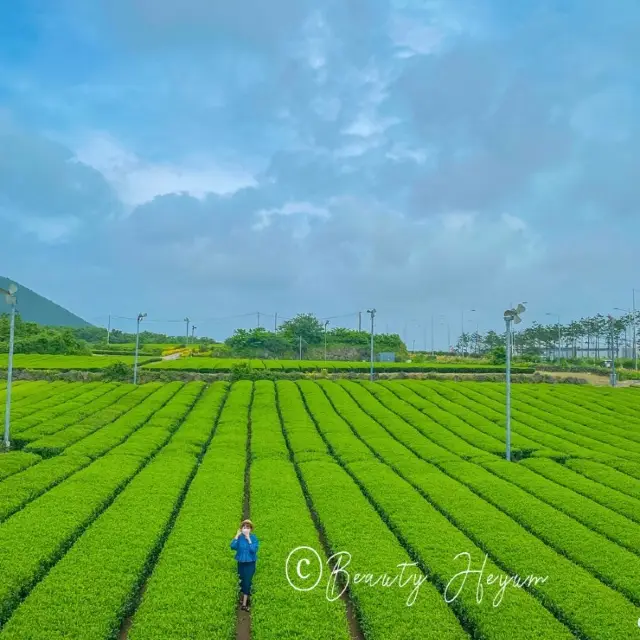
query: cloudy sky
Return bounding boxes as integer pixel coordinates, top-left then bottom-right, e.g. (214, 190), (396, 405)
(1, 0), (638, 346)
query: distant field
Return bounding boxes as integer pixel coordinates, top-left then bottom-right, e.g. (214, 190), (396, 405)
(143, 357), (534, 374)
(0, 379), (638, 638)
(0, 354), (158, 370)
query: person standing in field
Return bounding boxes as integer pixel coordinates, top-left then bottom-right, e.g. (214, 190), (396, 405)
(231, 519), (259, 611)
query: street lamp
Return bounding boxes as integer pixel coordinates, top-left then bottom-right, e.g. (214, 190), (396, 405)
(324, 320), (330, 361)
(367, 309), (376, 381)
(545, 313), (561, 361)
(133, 312), (147, 385)
(504, 303), (526, 461)
(191, 325), (197, 340)
(0, 283), (18, 449)
(184, 317), (190, 347)
(633, 290), (638, 370)
(607, 315), (617, 386)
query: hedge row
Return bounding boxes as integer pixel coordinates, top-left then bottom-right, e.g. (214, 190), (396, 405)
(516, 386), (640, 444)
(0, 354), (160, 371)
(0, 383), (204, 628)
(128, 382), (247, 640)
(14, 384), (135, 445)
(299, 382), (639, 639)
(0, 384), (184, 523)
(0, 381), (45, 404)
(376, 381), (510, 457)
(0, 451), (42, 482)
(11, 382), (117, 433)
(359, 381), (494, 460)
(5, 381), (72, 419)
(62, 382), (184, 461)
(250, 381), (351, 640)
(559, 384), (640, 413)
(476, 385), (640, 462)
(449, 383), (610, 460)
(144, 357), (534, 374)
(481, 458), (640, 555)
(518, 457), (640, 524)
(279, 380), (469, 640)
(416, 383), (565, 458)
(295, 381), (575, 640)
(0, 383), (214, 639)
(398, 381), (543, 453)
(564, 458), (640, 500)
(441, 458), (640, 604)
(24, 383), (161, 457)
(333, 381), (461, 463)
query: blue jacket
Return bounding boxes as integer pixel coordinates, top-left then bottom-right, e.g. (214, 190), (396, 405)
(231, 533), (259, 563)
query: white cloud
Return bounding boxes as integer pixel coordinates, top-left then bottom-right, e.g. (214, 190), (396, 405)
(71, 132), (256, 208)
(253, 201), (330, 232)
(501, 213), (527, 232)
(0, 207), (80, 244)
(440, 211), (477, 231)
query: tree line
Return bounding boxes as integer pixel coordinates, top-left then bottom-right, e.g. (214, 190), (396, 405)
(455, 313), (637, 361)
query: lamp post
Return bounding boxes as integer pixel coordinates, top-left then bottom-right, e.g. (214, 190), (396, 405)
(504, 303), (526, 461)
(608, 315), (617, 386)
(191, 325), (197, 341)
(184, 317), (190, 347)
(367, 309), (376, 381)
(324, 320), (330, 361)
(545, 313), (560, 361)
(133, 312), (147, 385)
(633, 290), (637, 370)
(1, 283), (18, 449)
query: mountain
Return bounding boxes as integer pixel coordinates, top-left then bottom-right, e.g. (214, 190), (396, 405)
(0, 277), (92, 328)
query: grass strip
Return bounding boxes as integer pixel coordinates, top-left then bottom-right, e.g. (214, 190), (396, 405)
(0, 382), (204, 627)
(278, 380), (470, 640)
(250, 381), (351, 640)
(303, 381), (639, 640)
(24, 384), (160, 456)
(301, 381), (576, 640)
(564, 458), (640, 499)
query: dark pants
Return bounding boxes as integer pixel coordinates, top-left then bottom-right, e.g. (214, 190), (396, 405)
(238, 561), (256, 596)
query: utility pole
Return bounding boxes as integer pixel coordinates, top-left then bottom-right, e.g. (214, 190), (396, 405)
(504, 303), (525, 461)
(608, 315), (617, 386)
(431, 315), (435, 355)
(274, 312), (278, 332)
(191, 325), (197, 340)
(367, 309), (376, 382)
(107, 314), (111, 345)
(299, 335), (303, 360)
(257, 312), (260, 328)
(634, 289), (637, 370)
(1, 283), (18, 449)
(133, 312), (147, 385)
(184, 317), (190, 347)
(324, 320), (330, 361)
(358, 311), (362, 332)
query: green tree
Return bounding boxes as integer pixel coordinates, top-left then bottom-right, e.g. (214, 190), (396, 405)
(279, 313), (324, 346)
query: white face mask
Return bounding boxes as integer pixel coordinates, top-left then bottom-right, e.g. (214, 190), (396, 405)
(242, 527), (250, 536)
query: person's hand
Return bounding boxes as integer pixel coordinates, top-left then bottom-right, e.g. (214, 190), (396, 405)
(235, 529), (242, 539)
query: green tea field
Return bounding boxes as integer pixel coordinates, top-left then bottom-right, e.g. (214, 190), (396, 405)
(0, 379), (639, 639)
